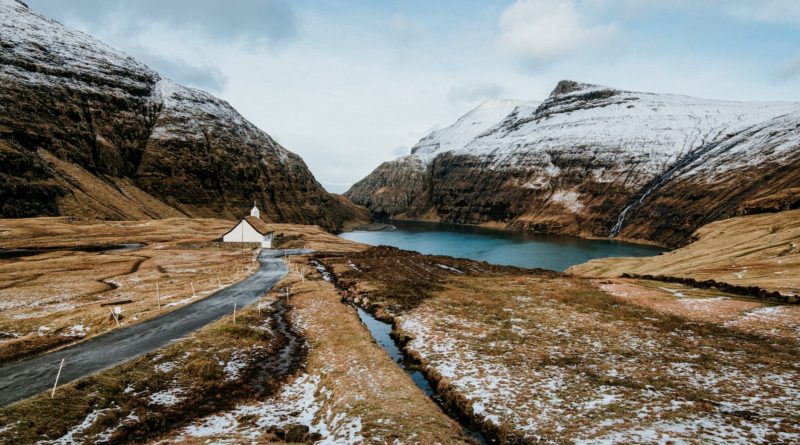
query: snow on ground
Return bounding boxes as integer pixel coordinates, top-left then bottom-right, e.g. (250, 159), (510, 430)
(437, 264), (464, 274)
(154, 361), (177, 374)
(397, 282), (800, 443)
(63, 324), (89, 337)
(149, 388), (184, 407)
(223, 353), (247, 382)
(178, 373), (364, 444)
(47, 407), (116, 445)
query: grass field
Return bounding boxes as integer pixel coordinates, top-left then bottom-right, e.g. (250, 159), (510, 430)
(568, 209), (800, 297)
(322, 246), (800, 444)
(3, 216), (798, 443)
(0, 217), (361, 362)
(166, 257), (469, 444)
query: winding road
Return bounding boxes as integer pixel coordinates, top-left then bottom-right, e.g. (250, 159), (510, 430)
(0, 248), (311, 407)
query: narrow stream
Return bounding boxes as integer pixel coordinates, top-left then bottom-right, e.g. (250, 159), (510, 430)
(355, 307), (491, 444)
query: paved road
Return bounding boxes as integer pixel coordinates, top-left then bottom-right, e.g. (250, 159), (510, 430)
(0, 248), (312, 407)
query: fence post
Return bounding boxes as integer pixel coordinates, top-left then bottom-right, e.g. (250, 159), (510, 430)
(156, 283), (161, 309)
(110, 308), (120, 327)
(51, 358), (65, 398)
(233, 303), (237, 323)
(191, 281), (196, 298)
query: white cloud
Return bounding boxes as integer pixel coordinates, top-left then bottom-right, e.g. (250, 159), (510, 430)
(447, 83), (507, 104)
(775, 55), (800, 80)
(499, 0), (617, 68)
(727, 0), (800, 24)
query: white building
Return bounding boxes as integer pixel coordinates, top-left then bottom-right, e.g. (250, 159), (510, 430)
(221, 204), (274, 248)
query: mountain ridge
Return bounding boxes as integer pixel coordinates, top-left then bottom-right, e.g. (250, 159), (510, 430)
(0, 0), (368, 231)
(346, 80), (800, 247)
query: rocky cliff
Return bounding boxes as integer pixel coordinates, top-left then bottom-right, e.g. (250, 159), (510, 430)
(346, 80), (800, 247)
(0, 0), (367, 231)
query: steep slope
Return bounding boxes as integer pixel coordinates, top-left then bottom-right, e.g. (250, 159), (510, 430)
(0, 0), (366, 231)
(347, 80), (800, 246)
(346, 99), (536, 217)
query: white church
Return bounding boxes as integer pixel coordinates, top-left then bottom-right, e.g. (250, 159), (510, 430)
(221, 203), (274, 248)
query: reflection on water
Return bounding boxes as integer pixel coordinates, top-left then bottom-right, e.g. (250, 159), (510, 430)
(340, 220), (664, 272)
(355, 307), (435, 396)
(355, 306), (487, 443)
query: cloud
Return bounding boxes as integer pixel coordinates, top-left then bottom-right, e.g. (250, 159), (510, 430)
(498, 0), (617, 68)
(391, 145), (410, 157)
(447, 83), (507, 104)
(775, 55), (800, 81)
(727, 0), (800, 25)
(142, 54), (227, 91)
(27, 0), (298, 46)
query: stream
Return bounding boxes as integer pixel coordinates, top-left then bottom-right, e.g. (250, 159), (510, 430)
(355, 307), (491, 444)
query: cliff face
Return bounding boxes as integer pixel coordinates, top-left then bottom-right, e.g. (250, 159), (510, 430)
(0, 0), (366, 231)
(346, 80), (800, 247)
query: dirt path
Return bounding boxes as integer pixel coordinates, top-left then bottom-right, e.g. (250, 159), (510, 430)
(0, 248), (311, 407)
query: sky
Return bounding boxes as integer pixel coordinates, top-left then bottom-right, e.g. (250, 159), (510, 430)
(25, 0), (800, 193)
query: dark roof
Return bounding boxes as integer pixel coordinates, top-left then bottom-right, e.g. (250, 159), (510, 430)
(244, 216), (273, 236)
(221, 216), (274, 238)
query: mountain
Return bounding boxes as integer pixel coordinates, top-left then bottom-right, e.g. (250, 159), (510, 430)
(347, 99), (538, 217)
(346, 80), (800, 247)
(0, 0), (367, 231)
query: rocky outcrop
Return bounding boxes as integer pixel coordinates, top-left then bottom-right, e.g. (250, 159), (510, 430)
(0, 0), (366, 231)
(346, 80), (800, 247)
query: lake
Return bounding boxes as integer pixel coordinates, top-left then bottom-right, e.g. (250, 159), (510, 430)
(339, 220), (665, 271)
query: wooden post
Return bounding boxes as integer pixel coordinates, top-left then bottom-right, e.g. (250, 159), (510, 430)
(156, 283), (161, 309)
(191, 281), (196, 298)
(217, 275), (222, 289)
(233, 303), (237, 323)
(51, 358), (64, 398)
(110, 308), (120, 327)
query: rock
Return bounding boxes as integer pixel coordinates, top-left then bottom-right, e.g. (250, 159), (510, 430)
(0, 0), (367, 231)
(283, 424), (311, 443)
(346, 80), (800, 247)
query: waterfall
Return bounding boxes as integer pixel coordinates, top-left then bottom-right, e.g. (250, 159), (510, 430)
(607, 125), (749, 239)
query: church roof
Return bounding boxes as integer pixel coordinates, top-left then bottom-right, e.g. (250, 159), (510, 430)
(244, 216), (273, 235)
(221, 215), (274, 238)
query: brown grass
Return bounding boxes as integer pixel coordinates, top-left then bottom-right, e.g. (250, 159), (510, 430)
(0, 305), (283, 444)
(323, 247), (800, 443)
(0, 218), (262, 362)
(600, 278), (800, 341)
(155, 257), (470, 444)
(287, 264), (469, 444)
(568, 209), (800, 296)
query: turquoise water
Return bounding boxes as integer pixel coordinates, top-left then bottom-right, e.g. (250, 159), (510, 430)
(340, 220), (665, 272)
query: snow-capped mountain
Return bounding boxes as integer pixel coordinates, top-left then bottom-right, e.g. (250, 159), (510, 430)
(0, 0), (367, 230)
(346, 80), (800, 246)
(411, 99), (539, 163)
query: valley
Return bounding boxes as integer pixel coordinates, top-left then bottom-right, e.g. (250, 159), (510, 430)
(1, 211), (798, 444)
(1, 0), (799, 443)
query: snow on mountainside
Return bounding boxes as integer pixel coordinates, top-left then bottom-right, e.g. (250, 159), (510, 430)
(0, 0), (155, 92)
(411, 99), (538, 164)
(346, 80), (800, 247)
(0, 0), (367, 230)
(465, 81), (798, 178)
